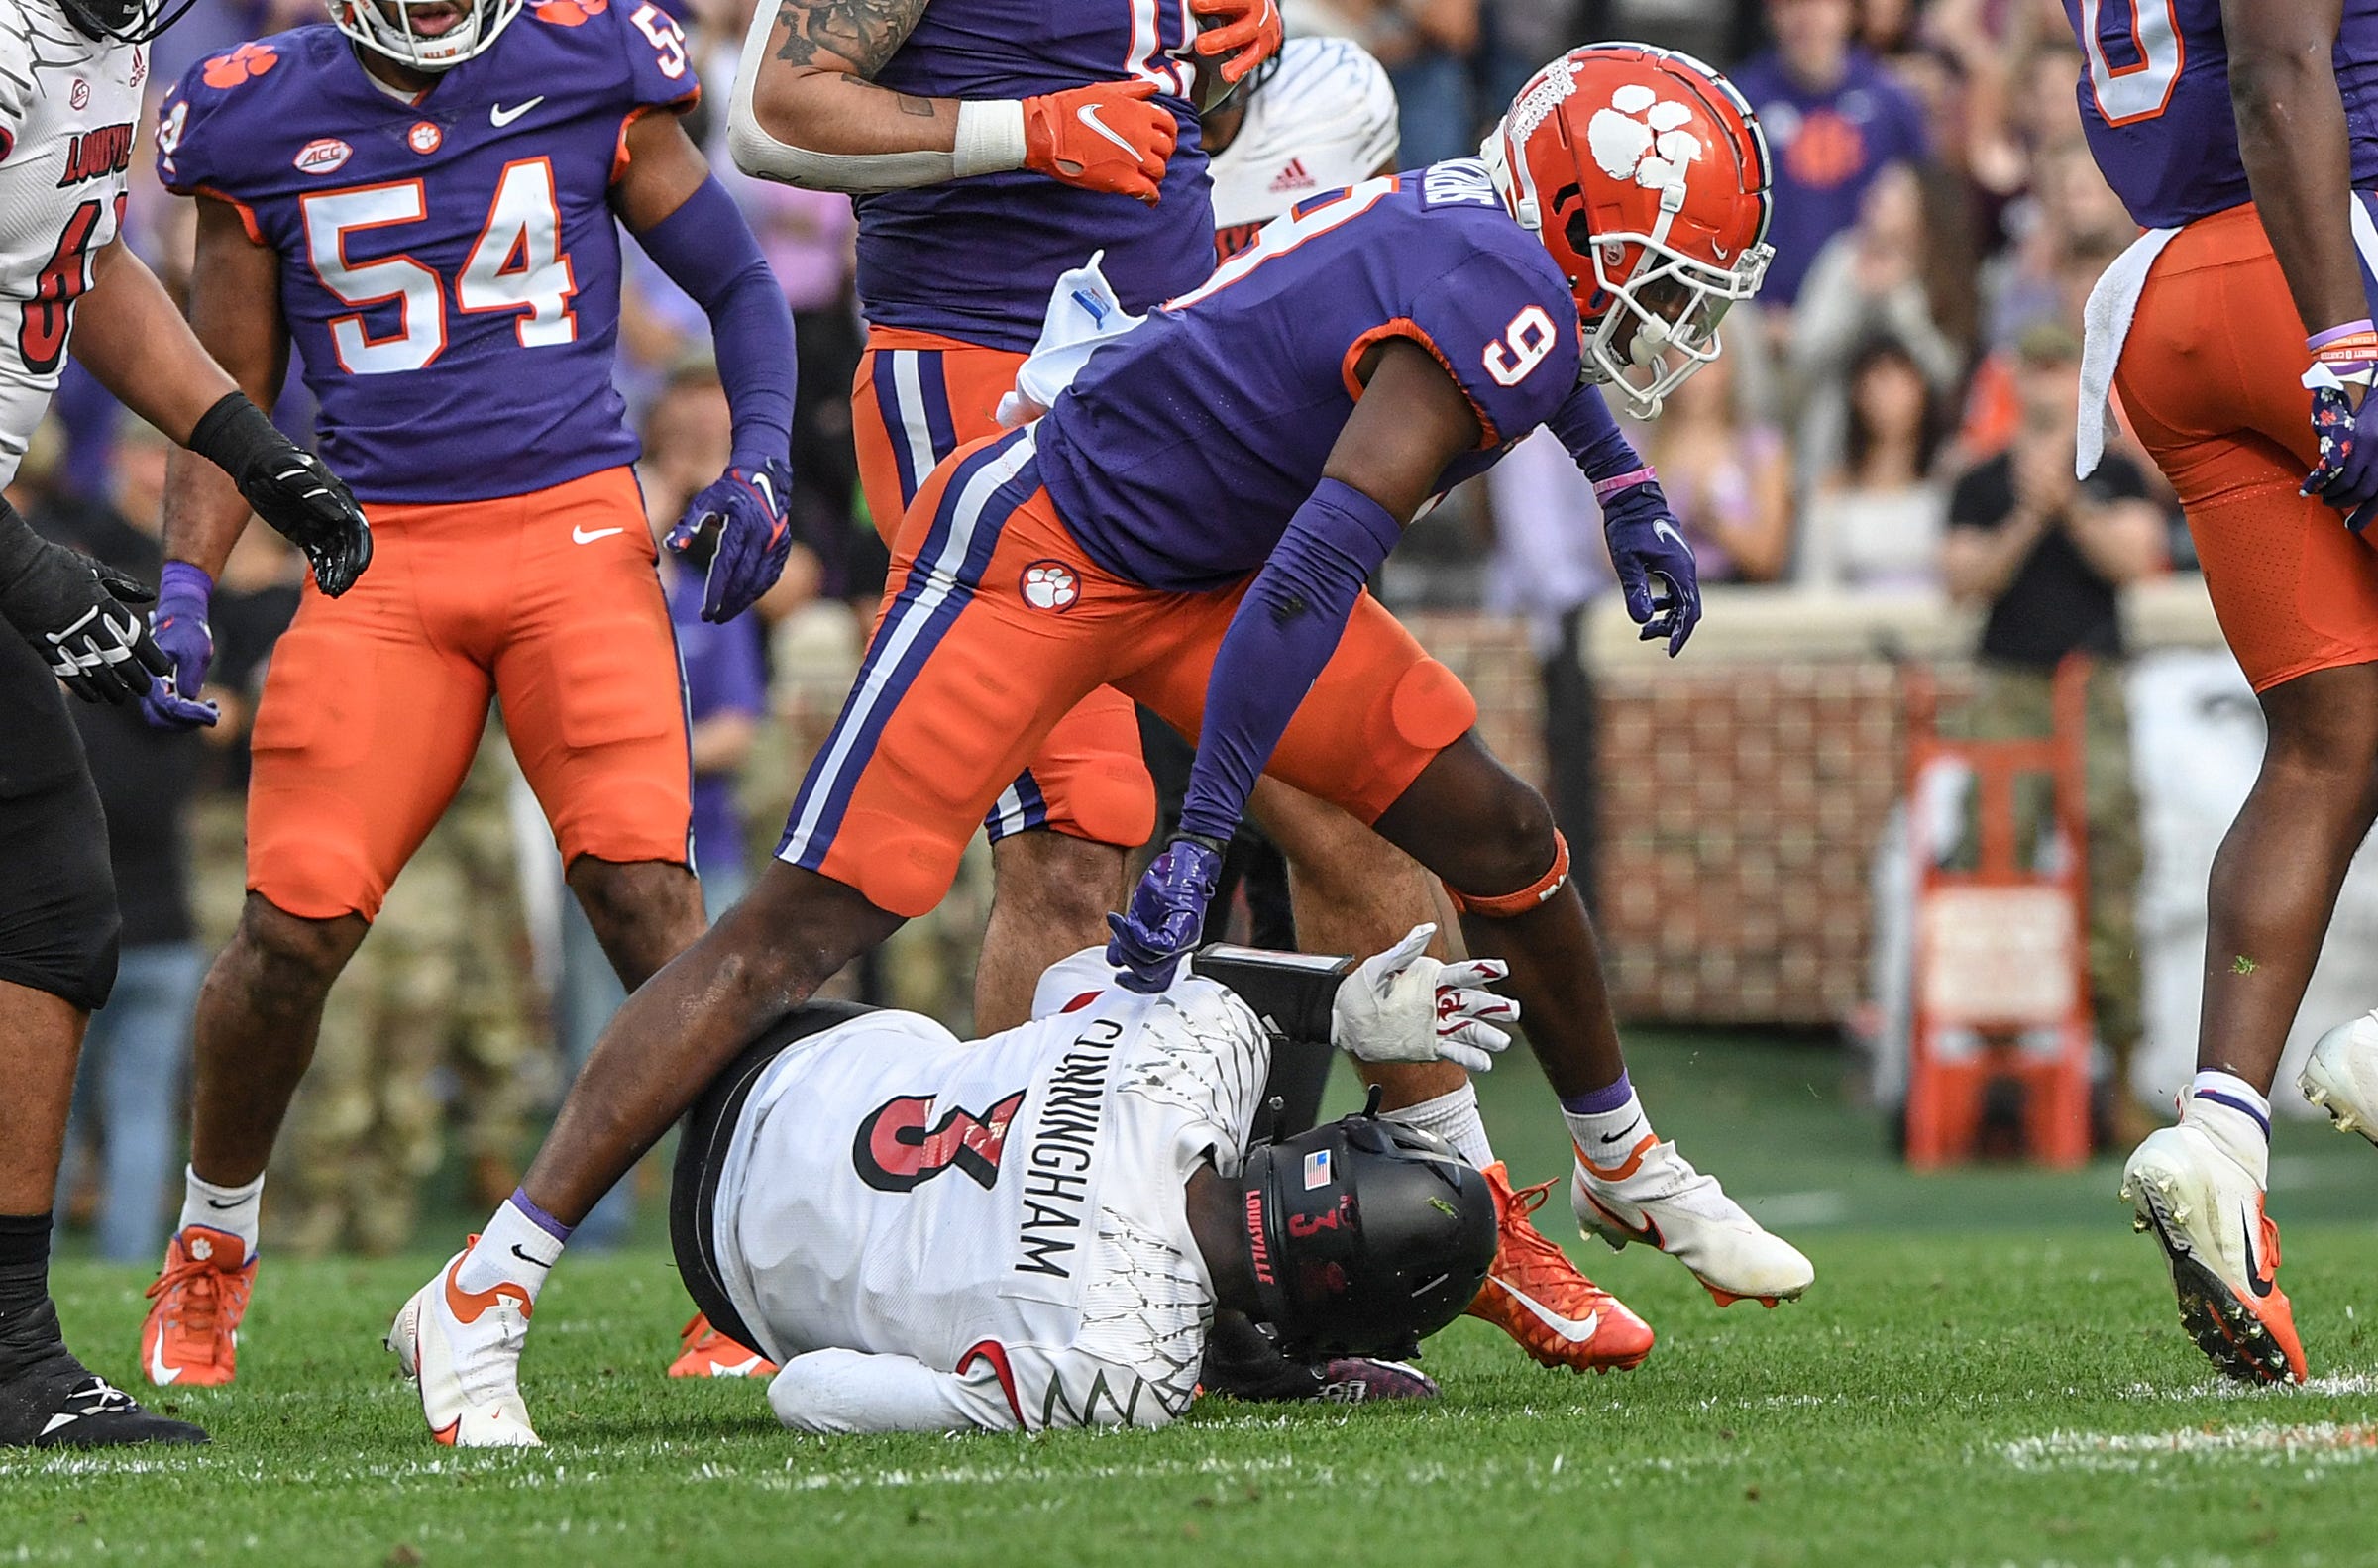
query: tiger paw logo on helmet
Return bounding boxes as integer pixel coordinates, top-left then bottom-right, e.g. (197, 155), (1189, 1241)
(1020, 561), (1080, 613)
(1588, 84), (1704, 190)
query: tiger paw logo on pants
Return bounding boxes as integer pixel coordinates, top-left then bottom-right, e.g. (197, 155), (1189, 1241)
(1587, 85), (1703, 189)
(1020, 560), (1081, 613)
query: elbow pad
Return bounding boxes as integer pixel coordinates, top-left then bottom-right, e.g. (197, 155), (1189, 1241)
(727, 1), (1025, 191)
(1191, 944), (1356, 1045)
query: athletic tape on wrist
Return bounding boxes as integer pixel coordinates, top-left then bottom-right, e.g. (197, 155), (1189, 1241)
(1444, 831), (1570, 918)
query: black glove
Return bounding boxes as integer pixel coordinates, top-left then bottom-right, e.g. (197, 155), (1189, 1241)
(0, 508), (172, 705)
(188, 392), (373, 596)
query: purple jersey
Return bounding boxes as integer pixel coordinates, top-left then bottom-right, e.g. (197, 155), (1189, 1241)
(155, 5), (699, 504)
(859, 0), (1214, 353)
(2066, 0), (2378, 229)
(1038, 160), (1595, 591)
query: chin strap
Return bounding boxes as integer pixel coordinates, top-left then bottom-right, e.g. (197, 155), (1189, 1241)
(1444, 831), (1570, 919)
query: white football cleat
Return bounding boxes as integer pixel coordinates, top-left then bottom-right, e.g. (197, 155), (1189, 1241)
(2119, 1121), (2305, 1384)
(388, 1245), (542, 1448)
(1571, 1135), (1814, 1307)
(2301, 1012), (2378, 1147)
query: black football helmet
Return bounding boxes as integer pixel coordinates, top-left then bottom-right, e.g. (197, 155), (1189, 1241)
(1238, 1093), (1498, 1359)
(56, 0), (199, 43)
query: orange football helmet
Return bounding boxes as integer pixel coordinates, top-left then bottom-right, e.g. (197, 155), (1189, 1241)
(1482, 44), (1774, 418)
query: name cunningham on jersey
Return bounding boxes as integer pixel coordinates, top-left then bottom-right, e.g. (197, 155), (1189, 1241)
(1016, 1018), (1121, 1280)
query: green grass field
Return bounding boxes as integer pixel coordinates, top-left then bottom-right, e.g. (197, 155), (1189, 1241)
(8, 1033), (2374, 1568)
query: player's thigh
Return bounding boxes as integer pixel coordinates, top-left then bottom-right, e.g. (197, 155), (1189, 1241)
(1122, 589), (1477, 825)
(985, 685), (1156, 852)
(2119, 211), (2327, 471)
(0, 639), (116, 1011)
(851, 333), (1027, 543)
(247, 538), (492, 922)
(782, 441), (1137, 917)
(494, 470), (693, 871)
(1248, 774), (1446, 954)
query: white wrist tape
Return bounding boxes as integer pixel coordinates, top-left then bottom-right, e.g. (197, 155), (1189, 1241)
(952, 99), (1027, 178)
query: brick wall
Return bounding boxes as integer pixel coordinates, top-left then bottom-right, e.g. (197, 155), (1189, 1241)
(1593, 662), (1922, 1026)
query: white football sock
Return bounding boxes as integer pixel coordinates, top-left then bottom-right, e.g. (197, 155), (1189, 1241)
(2183, 1070), (2272, 1184)
(177, 1167), (263, 1255)
(1385, 1083), (1495, 1168)
(1565, 1089), (1654, 1178)
(454, 1196), (567, 1309)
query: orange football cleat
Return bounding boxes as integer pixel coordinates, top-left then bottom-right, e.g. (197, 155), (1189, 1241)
(1464, 1163), (1655, 1374)
(667, 1313), (778, 1379)
(140, 1226), (256, 1388)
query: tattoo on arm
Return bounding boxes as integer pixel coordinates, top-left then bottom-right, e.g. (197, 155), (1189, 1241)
(772, 0), (931, 75)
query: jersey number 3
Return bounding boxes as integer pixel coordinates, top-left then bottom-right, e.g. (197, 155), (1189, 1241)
(2079, 0), (2183, 127)
(302, 160), (577, 375)
(20, 196), (121, 376)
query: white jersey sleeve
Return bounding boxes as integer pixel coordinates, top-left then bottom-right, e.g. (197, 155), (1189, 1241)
(1208, 35), (1399, 232)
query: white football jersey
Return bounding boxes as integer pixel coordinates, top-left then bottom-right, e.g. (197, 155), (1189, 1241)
(0, 0), (141, 488)
(1208, 35), (1398, 234)
(713, 951), (1271, 1433)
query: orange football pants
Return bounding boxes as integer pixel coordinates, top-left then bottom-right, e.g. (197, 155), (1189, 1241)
(777, 426), (1478, 919)
(2115, 202), (2378, 691)
(850, 325), (1154, 851)
(246, 466), (691, 921)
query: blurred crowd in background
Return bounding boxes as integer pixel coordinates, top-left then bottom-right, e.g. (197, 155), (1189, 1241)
(13, 0), (2196, 1261)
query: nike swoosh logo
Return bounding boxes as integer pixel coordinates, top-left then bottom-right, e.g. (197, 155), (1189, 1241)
(1074, 102), (1140, 159)
(572, 525), (624, 545)
(147, 1335), (181, 1387)
(203, 1196), (246, 1208)
(1486, 1277), (1600, 1344)
(1652, 519), (1687, 552)
(750, 470), (776, 511)
(1597, 1117), (1646, 1146)
(444, 1260), (533, 1326)
(489, 96), (544, 127)
(2241, 1214), (2274, 1299)
(508, 1244), (552, 1271)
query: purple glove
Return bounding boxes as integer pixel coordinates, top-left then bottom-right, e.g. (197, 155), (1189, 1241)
(666, 456), (794, 623)
(141, 561), (219, 729)
(1601, 477), (1701, 657)
(1105, 835), (1225, 993)
(2302, 376), (2378, 535)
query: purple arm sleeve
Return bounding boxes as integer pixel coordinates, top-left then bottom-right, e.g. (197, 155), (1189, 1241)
(1545, 381), (1648, 488)
(1177, 478), (1403, 843)
(633, 176), (797, 470)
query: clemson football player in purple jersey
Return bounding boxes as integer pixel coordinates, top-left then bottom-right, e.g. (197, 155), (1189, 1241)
(2064, 0), (2378, 1386)
(136, 0), (797, 1390)
(390, 45), (1814, 1448)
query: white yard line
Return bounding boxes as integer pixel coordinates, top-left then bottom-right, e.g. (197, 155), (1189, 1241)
(2004, 1420), (2378, 1473)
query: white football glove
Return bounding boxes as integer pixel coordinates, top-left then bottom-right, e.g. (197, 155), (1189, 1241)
(1330, 923), (1518, 1074)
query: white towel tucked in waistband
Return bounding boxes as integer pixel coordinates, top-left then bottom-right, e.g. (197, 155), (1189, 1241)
(2077, 225), (2178, 479)
(994, 250), (1147, 430)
